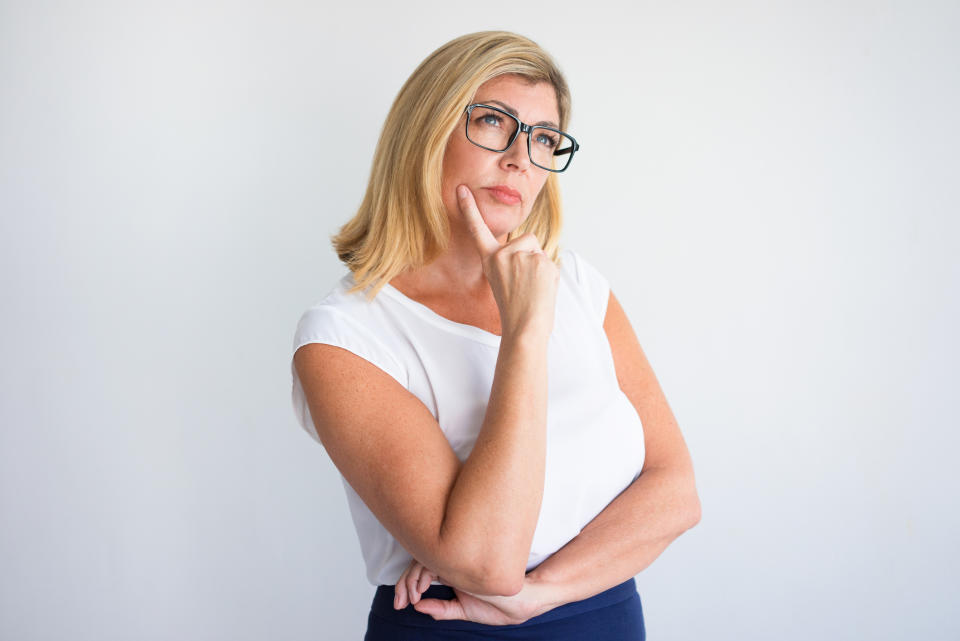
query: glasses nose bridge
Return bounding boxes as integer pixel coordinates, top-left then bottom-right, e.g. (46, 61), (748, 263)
(504, 120), (533, 161)
(513, 121), (532, 145)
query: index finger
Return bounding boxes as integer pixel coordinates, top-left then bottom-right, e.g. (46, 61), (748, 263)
(457, 185), (501, 258)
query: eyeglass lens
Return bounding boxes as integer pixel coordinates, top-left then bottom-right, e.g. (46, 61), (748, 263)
(466, 106), (574, 171)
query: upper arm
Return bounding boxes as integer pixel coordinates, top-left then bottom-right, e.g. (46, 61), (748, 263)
(602, 290), (700, 518)
(293, 342), (492, 592)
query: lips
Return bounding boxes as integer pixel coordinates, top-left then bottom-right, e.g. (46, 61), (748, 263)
(484, 185), (522, 205)
(488, 185), (521, 199)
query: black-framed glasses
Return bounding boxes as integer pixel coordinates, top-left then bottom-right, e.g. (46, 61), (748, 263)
(463, 103), (580, 173)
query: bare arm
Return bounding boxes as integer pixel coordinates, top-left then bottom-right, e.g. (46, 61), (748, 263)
(526, 290), (701, 609)
(295, 330), (547, 597)
(441, 330), (549, 595)
(525, 466), (699, 610)
(440, 186), (558, 595)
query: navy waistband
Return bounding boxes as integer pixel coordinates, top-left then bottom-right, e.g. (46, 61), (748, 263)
(370, 576), (638, 631)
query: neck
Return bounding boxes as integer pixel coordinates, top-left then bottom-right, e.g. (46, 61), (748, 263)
(392, 218), (509, 298)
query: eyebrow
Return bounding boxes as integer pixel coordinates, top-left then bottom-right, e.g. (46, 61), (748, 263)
(482, 100), (560, 129)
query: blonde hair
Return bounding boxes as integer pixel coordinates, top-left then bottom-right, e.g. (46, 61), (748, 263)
(331, 31), (572, 300)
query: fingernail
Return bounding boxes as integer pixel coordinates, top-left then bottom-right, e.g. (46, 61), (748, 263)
(457, 185), (467, 198)
(394, 595), (399, 609)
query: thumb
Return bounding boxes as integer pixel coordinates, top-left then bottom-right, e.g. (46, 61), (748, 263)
(413, 597), (465, 621)
(456, 184), (501, 259)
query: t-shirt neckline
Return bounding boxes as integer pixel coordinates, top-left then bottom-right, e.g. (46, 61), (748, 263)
(374, 279), (503, 347)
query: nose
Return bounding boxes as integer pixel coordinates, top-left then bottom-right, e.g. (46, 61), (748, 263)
(500, 130), (532, 172)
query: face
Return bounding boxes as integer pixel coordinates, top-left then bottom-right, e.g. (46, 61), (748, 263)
(440, 74), (561, 242)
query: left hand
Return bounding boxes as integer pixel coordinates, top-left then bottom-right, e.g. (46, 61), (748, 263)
(393, 558), (545, 626)
(393, 557), (440, 610)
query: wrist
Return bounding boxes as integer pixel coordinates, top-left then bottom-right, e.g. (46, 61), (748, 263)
(522, 570), (566, 620)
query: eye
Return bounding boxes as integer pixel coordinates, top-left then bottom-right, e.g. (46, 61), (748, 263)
(478, 113), (503, 127)
(534, 131), (559, 148)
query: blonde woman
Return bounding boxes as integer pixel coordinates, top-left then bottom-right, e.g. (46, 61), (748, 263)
(290, 30), (700, 640)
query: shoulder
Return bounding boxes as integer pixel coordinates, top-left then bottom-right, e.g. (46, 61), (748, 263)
(558, 247), (611, 325)
(292, 273), (408, 388)
(290, 274), (413, 443)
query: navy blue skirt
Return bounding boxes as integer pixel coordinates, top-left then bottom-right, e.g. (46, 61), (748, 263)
(363, 577), (645, 640)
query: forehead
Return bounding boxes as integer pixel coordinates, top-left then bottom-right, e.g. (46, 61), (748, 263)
(473, 75), (560, 124)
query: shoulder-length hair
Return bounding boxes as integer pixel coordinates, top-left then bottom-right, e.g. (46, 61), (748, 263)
(331, 31), (572, 300)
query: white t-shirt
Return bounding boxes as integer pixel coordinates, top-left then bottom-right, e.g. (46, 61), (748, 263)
(290, 247), (646, 587)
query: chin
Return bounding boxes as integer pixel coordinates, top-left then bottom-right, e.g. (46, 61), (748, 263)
(482, 205), (527, 227)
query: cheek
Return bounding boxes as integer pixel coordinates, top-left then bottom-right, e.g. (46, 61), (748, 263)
(532, 176), (550, 203)
(441, 145), (467, 185)
(446, 139), (482, 175)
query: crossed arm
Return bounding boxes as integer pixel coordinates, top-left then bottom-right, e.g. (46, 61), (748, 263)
(399, 290), (700, 615)
(524, 290), (701, 610)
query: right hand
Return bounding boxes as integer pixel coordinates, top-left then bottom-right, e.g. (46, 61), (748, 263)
(396, 557), (555, 626)
(456, 184), (559, 340)
(395, 557), (537, 626)
(412, 571), (546, 626)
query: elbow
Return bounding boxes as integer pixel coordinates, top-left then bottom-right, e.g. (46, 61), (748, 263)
(484, 573), (524, 597)
(678, 468), (701, 531)
(471, 560), (525, 597)
(686, 494), (702, 530)
(494, 571), (525, 597)
(438, 529), (525, 596)
(442, 556), (524, 596)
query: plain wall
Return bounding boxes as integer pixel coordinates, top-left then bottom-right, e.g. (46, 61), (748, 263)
(1, 1), (957, 639)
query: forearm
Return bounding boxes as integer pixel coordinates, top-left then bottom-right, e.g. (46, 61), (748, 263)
(525, 465), (701, 611)
(441, 331), (549, 592)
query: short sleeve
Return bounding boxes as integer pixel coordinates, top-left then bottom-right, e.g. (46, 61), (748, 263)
(567, 249), (611, 324)
(290, 305), (407, 444)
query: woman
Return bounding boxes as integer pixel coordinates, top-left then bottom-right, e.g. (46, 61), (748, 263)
(290, 30), (700, 639)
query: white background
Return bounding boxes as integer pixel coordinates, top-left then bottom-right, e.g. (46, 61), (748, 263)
(2, 1), (957, 639)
